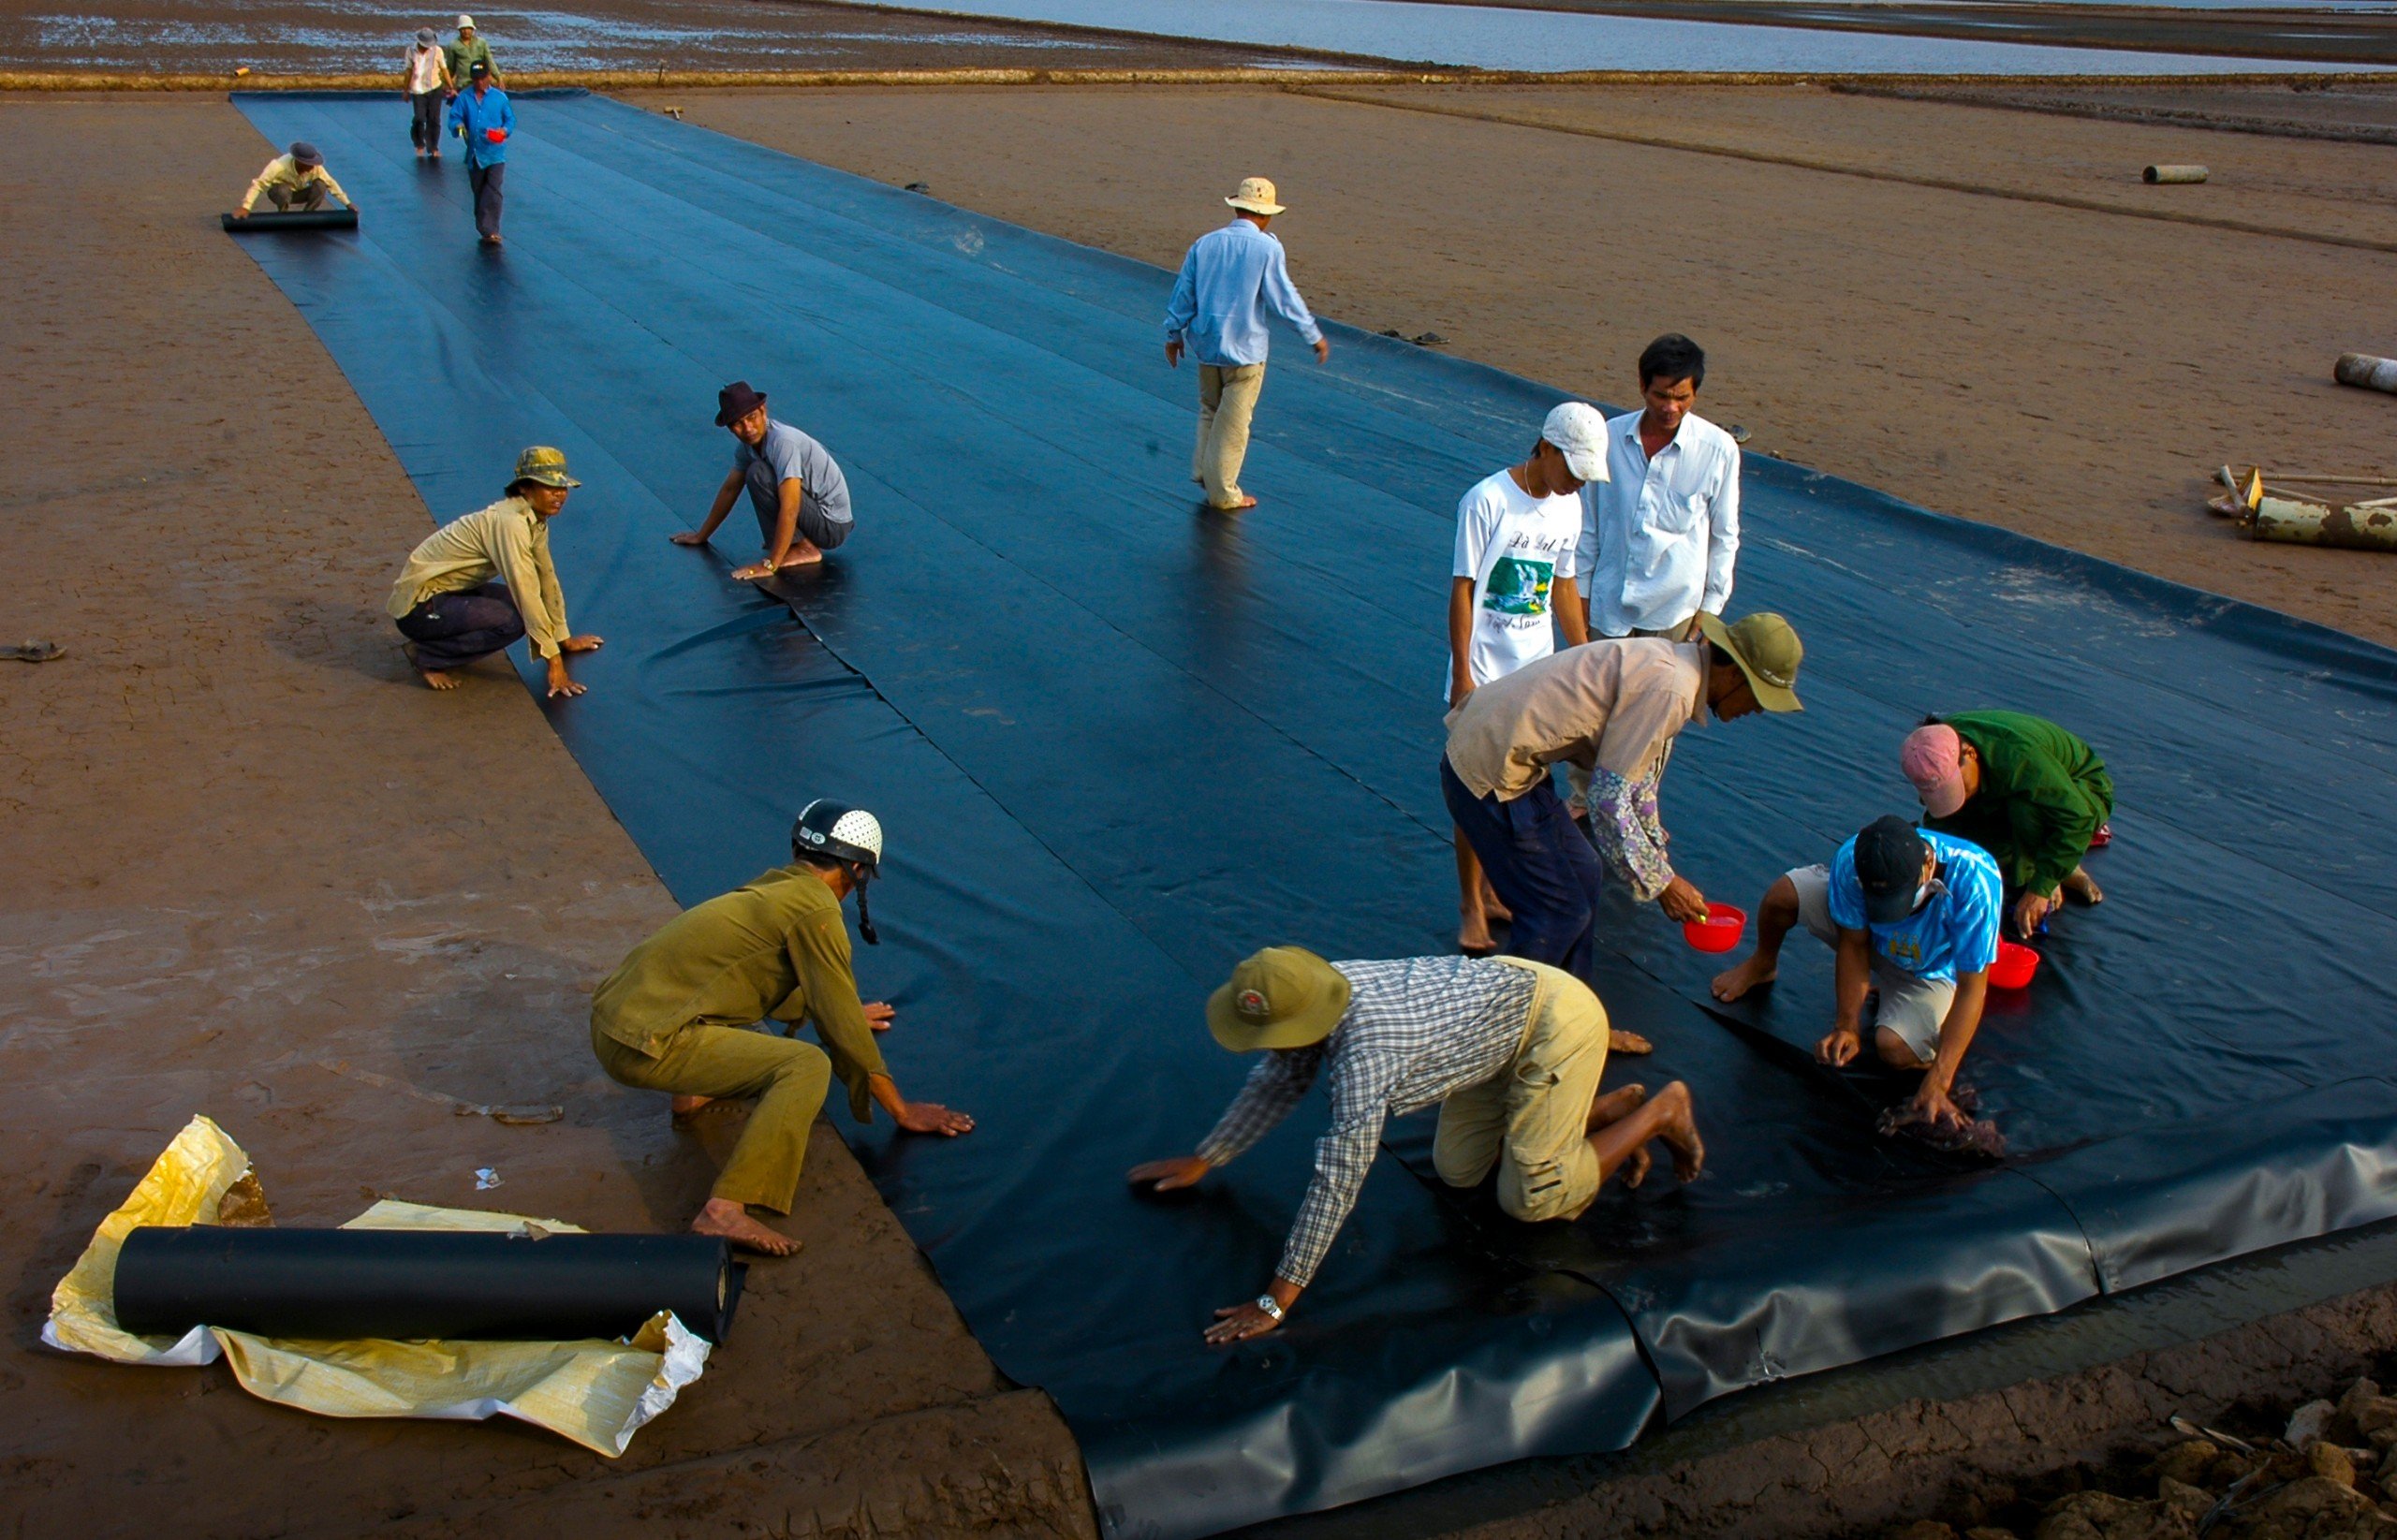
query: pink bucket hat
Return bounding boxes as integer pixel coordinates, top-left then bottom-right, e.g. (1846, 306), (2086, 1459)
(1901, 724), (1968, 816)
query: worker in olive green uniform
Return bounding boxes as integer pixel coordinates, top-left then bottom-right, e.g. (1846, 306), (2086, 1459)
(591, 800), (974, 1255)
(1901, 711), (2113, 938)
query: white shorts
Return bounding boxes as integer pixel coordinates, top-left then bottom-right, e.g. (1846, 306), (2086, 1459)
(1787, 863), (1951, 1063)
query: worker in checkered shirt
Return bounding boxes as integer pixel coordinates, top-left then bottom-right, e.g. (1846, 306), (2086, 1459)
(1130, 948), (1704, 1342)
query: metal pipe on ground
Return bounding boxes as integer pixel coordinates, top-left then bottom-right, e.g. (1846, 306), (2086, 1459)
(2251, 496), (2397, 551)
(2143, 164), (2210, 183)
(2335, 354), (2397, 395)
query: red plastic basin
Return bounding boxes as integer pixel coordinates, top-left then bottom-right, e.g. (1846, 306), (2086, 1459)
(1989, 940), (2040, 990)
(1683, 902), (1747, 953)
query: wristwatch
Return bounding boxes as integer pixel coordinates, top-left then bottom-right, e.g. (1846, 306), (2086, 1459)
(1254, 1294), (1285, 1323)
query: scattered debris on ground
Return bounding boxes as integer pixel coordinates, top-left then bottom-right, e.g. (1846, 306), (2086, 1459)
(2209, 465), (2397, 550)
(1862, 1365), (2397, 1540)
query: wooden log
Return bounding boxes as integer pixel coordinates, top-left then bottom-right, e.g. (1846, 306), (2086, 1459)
(2334, 354), (2397, 395)
(2143, 164), (2210, 183)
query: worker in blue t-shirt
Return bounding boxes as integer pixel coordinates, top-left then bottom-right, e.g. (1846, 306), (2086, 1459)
(1710, 814), (2002, 1134)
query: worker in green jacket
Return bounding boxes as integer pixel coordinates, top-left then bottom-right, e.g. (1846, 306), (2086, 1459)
(1901, 711), (2112, 938)
(590, 800), (973, 1255)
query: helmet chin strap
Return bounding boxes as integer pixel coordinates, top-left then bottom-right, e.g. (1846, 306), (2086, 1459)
(852, 865), (879, 946)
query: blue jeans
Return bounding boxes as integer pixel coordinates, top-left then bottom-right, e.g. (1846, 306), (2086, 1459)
(396, 581), (524, 669)
(1441, 755), (1604, 979)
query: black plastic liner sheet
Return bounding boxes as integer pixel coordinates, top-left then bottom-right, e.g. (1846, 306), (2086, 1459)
(226, 91), (2397, 1538)
(114, 1225), (740, 1343)
(223, 208), (360, 232)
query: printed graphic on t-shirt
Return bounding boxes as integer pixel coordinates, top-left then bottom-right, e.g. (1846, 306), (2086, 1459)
(1483, 555), (1554, 618)
(1885, 933), (1925, 969)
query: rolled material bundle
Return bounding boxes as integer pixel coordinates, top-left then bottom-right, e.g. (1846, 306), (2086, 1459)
(2141, 164), (2208, 184)
(114, 1226), (741, 1342)
(2252, 495), (2397, 552)
(223, 209), (360, 232)
(2336, 354), (2397, 395)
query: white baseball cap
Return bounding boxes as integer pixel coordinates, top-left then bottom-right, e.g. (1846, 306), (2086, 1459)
(1541, 402), (1610, 485)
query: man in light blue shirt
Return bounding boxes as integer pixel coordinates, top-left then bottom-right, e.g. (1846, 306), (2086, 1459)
(1710, 816), (2002, 1133)
(445, 61), (512, 244)
(674, 381), (854, 578)
(1162, 176), (1330, 513)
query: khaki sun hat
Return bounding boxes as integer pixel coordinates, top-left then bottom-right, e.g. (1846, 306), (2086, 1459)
(511, 445), (581, 490)
(1206, 946), (1351, 1051)
(1225, 176), (1287, 217)
(1696, 610), (1804, 712)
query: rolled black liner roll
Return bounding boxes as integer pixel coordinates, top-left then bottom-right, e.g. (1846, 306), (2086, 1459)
(114, 1225), (741, 1343)
(222, 209), (360, 232)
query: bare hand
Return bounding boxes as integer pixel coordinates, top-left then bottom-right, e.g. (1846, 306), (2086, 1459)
(1816, 1026), (1860, 1067)
(895, 1101), (974, 1136)
(232, 208), (250, 220)
(864, 1001), (895, 1032)
(2011, 888), (2059, 938)
(1127, 1155), (1211, 1192)
(669, 530), (708, 547)
(1164, 339), (1184, 368)
(1448, 677), (1475, 708)
(1312, 338), (1331, 365)
(1205, 1298), (1284, 1345)
(545, 658), (586, 698)
(560, 634), (604, 653)
(1896, 1080), (1966, 1133)
(1656, 875), (1709, 925)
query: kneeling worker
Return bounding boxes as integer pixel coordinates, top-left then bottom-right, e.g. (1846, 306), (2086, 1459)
(1902, 711), (2111, 938)
(1711, 815), (2001, 1133)
(1442, 612), (1805, 978)
(672, 381), (853, 579)
(386, 446), (602, 695)
(591, 802), (973, 1254)
(1130, 950), (1703, 1342)
(231, 140), (357, 219)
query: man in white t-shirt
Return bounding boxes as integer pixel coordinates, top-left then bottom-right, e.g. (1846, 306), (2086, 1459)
(1449, 402), (1610, 954)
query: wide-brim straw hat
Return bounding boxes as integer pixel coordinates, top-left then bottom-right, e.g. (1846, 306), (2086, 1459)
(1225, 176), (1287, 217)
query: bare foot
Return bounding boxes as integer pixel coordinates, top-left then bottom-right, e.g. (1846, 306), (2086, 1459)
(419, 667), (460, 691)
(2062, 865), (2104, 905)
(1211, 496), (1258, 512)
(1480, 878), (1512, 925)
(1608, 1029), (1653, 1056)
(1459, 916), (1498, 956)
(1585, 1082), (1650, 1134)
(669, 1093), (714, 1118)
(691, 1198), (800, 1256)
(776, 538), (825, 569)
(1654, 1082), (1706, 1181)
(1710, 953), (1777, 1003)
(1618, 1144), (1653, 1190)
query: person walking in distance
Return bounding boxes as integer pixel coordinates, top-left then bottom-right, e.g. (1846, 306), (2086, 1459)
(403, 27), (452, 158)
(1162, 177), (1329, 513)
(446, 59), (512, 244)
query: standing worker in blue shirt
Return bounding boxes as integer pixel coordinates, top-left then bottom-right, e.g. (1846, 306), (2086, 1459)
(446, 59), (512, 245)
(1162, 177), (1330, 514)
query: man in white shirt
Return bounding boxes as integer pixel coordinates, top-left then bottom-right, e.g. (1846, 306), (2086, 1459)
(403, 28), (453, 159)
(1578, 333), (1742, 643)
(1448, 403), (1607, 954)
(1569, 334), (1741, 820)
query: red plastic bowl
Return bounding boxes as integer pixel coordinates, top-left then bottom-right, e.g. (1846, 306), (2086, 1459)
(484, 127), (507, 142)
(1683, 902), (1747, 953)
(1988, 940), (2040, 990)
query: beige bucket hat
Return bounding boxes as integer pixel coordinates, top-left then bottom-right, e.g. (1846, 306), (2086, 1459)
(1225, 176), (1287, 217)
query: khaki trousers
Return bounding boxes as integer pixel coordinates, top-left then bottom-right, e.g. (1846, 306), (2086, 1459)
(1194, 362), (1266, 508)
(1433, 959), (1612, 1222)
(592, 1020), (832, 1213)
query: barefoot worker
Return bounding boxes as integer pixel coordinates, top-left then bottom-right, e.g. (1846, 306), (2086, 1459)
(590, 802), (974, 1255)
(1442, 612), (1805, 977)
(1162, 176), (1329, 513)
(230, 141), (357, 219)
(386, 446), (602, 696)
(1450, 403), (1606, 955)
(1711, 815), (2002, 1134)
(671, 381), (853, 577)
(1902, 712), (2113, 938)
(447, 60), (511, 244)
(1129, 949), (1702, 1341)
